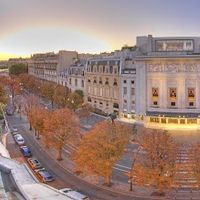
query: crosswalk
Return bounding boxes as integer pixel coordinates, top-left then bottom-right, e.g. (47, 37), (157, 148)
(169, 144), (200, 199)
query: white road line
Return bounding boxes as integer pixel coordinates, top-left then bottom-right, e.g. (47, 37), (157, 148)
(63, 147), (72, 155)
(115, 164), (131, 170)
(113, 167), (129, 173)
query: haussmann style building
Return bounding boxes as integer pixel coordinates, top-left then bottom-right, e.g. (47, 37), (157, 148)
(27, 35), (200, 129)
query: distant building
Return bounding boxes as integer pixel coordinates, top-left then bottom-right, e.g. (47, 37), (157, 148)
(67, 63), (85, 92)
(28, 51), (78, 82)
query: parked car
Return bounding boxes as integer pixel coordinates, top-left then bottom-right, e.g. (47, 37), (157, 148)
(60, 188), (90, 200)
(11, 127), (18, 135)
(34, 168), (54, 183)
(14, 134), (25, 145)
(20, 146), (32, 157)
(27, 158), (42, 169)
(6, 109), (13, 116)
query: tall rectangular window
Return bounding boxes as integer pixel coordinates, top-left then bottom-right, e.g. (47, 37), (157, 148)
(123, 87), (127, 95)
(131, 88), (135, 95)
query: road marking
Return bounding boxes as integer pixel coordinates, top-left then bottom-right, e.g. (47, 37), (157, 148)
(115, 164), (131, 170)
(113, 167), (129, 173)
(63, 147), (72, 155)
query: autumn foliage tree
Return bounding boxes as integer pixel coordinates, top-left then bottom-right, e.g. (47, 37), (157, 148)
(18, 74), (40, 93)
(0, 84), (8, 106)
(74, 121), (131, 186)
(40, 82), (56, 108)
(23, 95), (40, 130)
(6, 76), (21, 105)
(30, 106), (49, 139)
(133, 129), (178, 195)
(43, 108), (80, 160)
(66, 91), (84, 111)
(53, 85), (70, 108)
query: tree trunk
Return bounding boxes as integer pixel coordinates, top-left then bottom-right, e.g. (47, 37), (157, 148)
(57, 147), (63, 161)
(45, 138), (50, 149)
(36, 132), (40, 140)
(105, 175), (111, 186)
(51, 100), (54, 109)
(129, 177), (133, 191)
(29, 123), (32, 131)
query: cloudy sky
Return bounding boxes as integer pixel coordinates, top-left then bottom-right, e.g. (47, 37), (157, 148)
(0, 0), (200, 60)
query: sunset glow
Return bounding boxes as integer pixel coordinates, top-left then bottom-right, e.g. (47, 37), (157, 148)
(1, 0), (200, 60)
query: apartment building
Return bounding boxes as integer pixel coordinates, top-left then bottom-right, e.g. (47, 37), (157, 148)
(28, 50), (78, 82)
(85, 54), (121, 114)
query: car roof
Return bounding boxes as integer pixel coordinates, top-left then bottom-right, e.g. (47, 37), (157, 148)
(39, 170), (52, 177)
(21, 146), (30, 151)
(15, 134), (23, 138)
(29, 158), (39, 162)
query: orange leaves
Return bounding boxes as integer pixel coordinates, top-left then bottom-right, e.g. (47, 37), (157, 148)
(132, 129), (178, 193)
(52, 85), (70, 108)
(0, 84), (7, 105)
(29, 106), (80, 160)
(73, 121), (131, 185)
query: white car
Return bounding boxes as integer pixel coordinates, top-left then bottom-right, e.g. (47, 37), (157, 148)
(14, 134), (25, 145)
(59, 188), (89, 200)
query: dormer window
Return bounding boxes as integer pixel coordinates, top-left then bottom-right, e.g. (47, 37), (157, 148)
(93, 77), (97, 83)
(113, 79), (118, 86)
(99, 77), (102, 84)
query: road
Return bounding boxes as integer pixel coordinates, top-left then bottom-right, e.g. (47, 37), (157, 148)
(6, 113), (156, 200)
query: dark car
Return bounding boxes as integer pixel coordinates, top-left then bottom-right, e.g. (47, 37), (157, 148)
(34, 168), (54, 183)
(20, 146), (32, 157)
(6, 109), (13, 116)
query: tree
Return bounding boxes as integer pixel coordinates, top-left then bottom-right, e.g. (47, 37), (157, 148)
(30, 106), (49, 139)
(43, 110), (56, 149)
(6, 76), (21, 98)
(75, 89), (84, 99)
(9, 63), (28, 76)
(53, 85), (70, 108)
(41, 82), (56, 108)
(44, 108), (80, 160)
(0, 84), (7, 106)
(74, 121), (131, 186)
(23, 95), (40, 130)
(66, 92), (83, 111)
(132, 129), (178, 195)
(18, 74), (41, 94)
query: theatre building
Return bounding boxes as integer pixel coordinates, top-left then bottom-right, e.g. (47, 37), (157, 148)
(134, 35), (200, 128)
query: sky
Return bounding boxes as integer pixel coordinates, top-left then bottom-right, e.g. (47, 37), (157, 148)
(0, 0), (200, 60)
